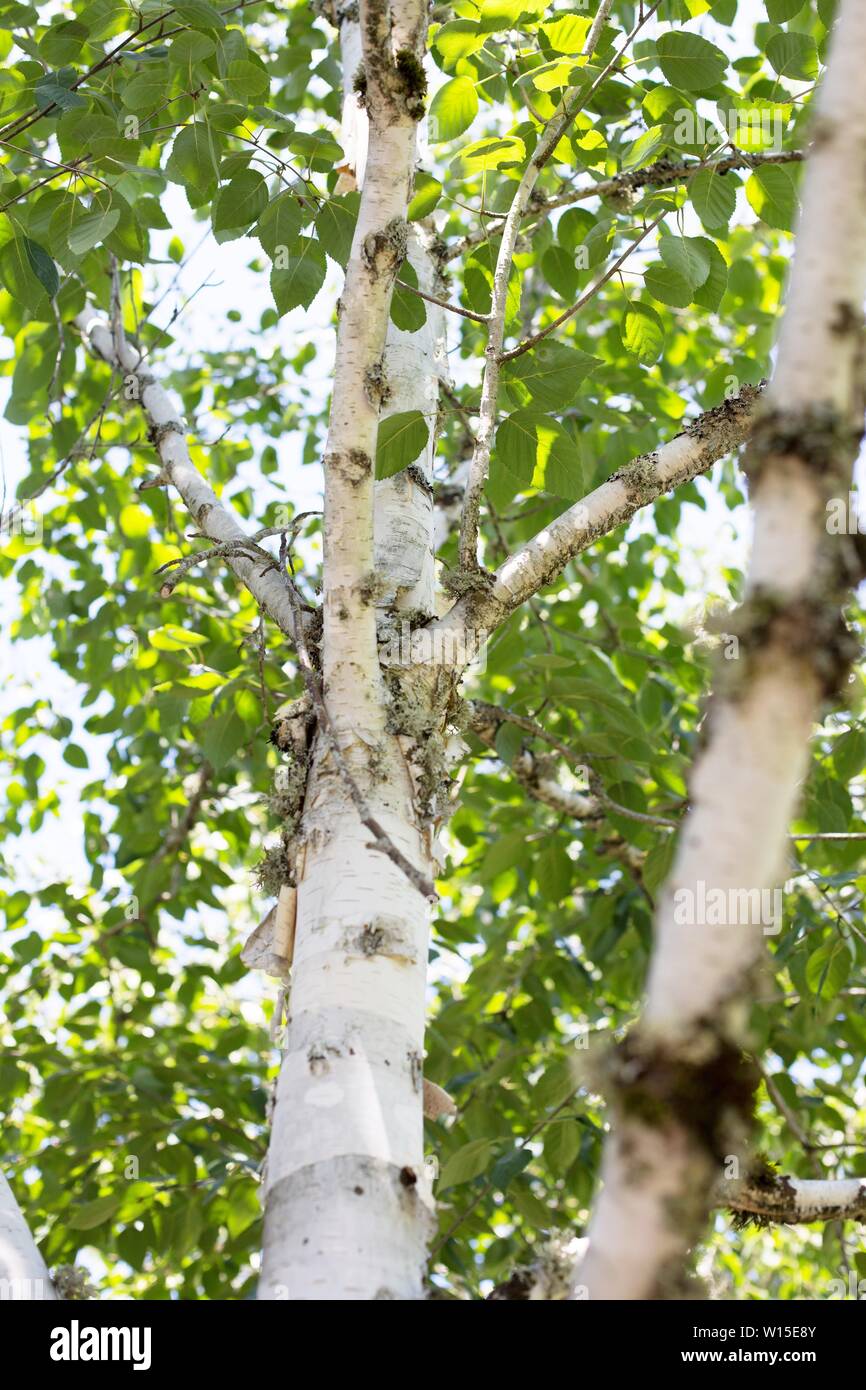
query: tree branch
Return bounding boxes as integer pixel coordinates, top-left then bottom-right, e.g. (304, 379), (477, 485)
(429, 381), (764, 648)
(75, 308), (302, 643)
(723, 1172), (866, 1226)
(443, 150), (805, 264)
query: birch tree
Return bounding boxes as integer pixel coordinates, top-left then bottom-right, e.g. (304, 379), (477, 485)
(2, 0), (866, 1304)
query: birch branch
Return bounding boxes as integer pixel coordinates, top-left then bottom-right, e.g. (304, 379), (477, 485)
(489, 1171), (866, 1298)
(444, 150), (805, 264)
(0, 1170), (56, 1299)
(428, 381), (763, 649)
(576, 0), (866, 1301)
(75, 309), (301, 643)
(724, 1170), (866, 1226)
(468, 700), (677, 829)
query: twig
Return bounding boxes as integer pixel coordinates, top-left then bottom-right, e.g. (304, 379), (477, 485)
(395, 277), (490, 323)
(499, 213), (665, 363)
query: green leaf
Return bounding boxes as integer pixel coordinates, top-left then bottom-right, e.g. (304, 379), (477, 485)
(544, 1119), (581, 1175)
(390, 262), (427, 332)
(478, 830), (526, 883)
(543, 15), (591, 54)
(68, 1193), (124, 1230)
(692, 239), (728, 311)
(169, 31), (216, 65)
(621, 125), (668, 173)
(746, 164), (799, 230)
(644, 261), (693, 308)
(0, 236), (49, 306)
(535, 844), (572, 901)
(535, 1058), (579, 1108)
(166, 122), (223, 204)
(256, 192), (307, 259)
(505, 343), (601, 412)
(495, 410), (583, 501)
(429, 76), (478, 142)
(655, 31), (728, 92)
(805, 940), (852, 1001)
(643, 835), (677, 898)
(315, 193), (360, 269)
(4, 891), (29, 926)
(408, 173), (442, 221)
(622, 303), (664, 365)
(149, 624), (206, 651)
(767, 32), (818, 81)
(67, 209), (120, 255)
(23, 238), (58, 297)
(212, 170), (268, 237)
(270, 238), (326, 315)
(452, 135), (525, 174)
(433, 20), (485, 71)
(689, 168), (737, 230)
(489, 1145), (532, 1190)
(832, 729), (866, 782)
(287, 130), (343, 170)
(659, 235), (711, 289)
(63, 743), (89, 769)
(201, 709), (246, 771)
(375, 410), (429, 479)
(34, 70), (86, 111)
(439, 1138), (495, 1188)
(766, 0), (804, 18)
(121, 66), (173, 111)
(174, 0), (226, 29)
(224, 58), (269, 101)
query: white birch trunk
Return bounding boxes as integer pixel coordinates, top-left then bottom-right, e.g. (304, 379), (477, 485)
(577, 0), (866, 1300)
(337, 3), (449, 616)
(0, 1170), (56, 1300)
(259, 0), (443, 1300)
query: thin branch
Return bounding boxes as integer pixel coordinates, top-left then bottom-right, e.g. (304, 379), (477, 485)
(500, 213), (665, 363)
(395, 277), (490, 323)
(443, 149), (805, 264)
(76, 306), (303, 643)
(430, 381), (764, 644)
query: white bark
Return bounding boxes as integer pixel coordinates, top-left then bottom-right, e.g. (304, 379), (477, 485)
(374, 227), (448, 615)
(723, 1175), (866, 1225)
(0, 1170), (56, 1300)
(337, 5), (449, 616)
(259, 0), (439, 1300)
(75, 311), (298, 640)
(578, 0), (866, 1300)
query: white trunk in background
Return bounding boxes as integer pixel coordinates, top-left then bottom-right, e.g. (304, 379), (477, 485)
(578, 0), (866, 1300)
(0, 1170), (56, 1299)
(259, 0), (443, 1300)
